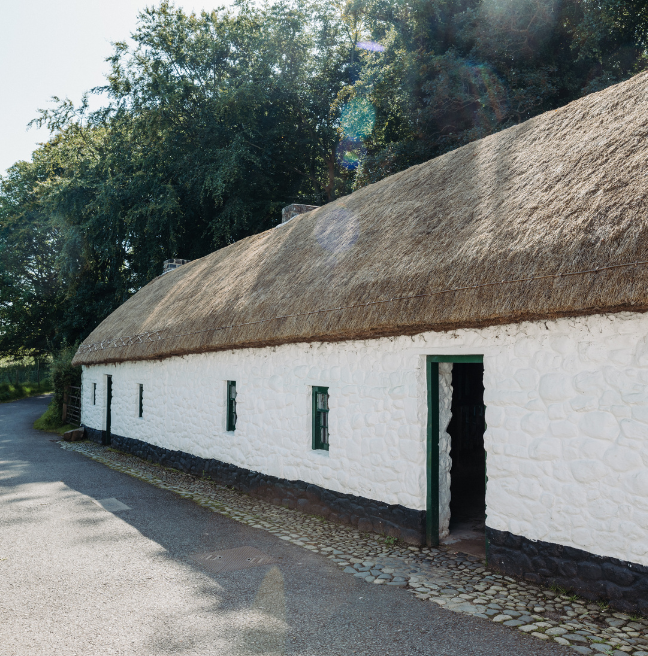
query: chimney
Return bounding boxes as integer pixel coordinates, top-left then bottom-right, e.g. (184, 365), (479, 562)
(281, 203), (319, 224)
(162, 258), (191, 275)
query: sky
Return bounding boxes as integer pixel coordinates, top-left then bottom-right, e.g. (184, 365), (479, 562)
(0, 0), (228, 177)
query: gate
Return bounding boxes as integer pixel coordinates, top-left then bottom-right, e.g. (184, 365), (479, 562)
(62, 386), (81, 425)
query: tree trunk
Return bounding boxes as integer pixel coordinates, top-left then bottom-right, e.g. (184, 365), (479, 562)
(324, 147), (337, 202)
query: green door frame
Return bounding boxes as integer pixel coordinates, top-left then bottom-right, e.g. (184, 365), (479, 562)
(426, 355), (484, 547)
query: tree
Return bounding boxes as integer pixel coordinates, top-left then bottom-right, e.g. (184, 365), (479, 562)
(350, 0), (648, 184)
(2, 0), (361, 352)
(0, 157), (65, 357)
(1, 0), (647, 357)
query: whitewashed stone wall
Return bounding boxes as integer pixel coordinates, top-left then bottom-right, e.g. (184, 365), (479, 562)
(438, 363), (453, 538)
(82, 311), (648, 566)
(82, 345), (429, 511)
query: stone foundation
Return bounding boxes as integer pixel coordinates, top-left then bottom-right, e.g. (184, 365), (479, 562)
(83, 428), (425, 544)
(85, 427), (108, 446)
(487, 527), (648, 614)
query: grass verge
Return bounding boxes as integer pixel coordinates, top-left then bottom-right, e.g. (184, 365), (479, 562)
(0, 382), (53, 403)
(33, 399), (78, 435)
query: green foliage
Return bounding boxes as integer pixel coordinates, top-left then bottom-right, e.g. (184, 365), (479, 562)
(353, 0), (648, 183)
(0, 383), (28, 403)
(0, 384), (28, 403)
(0, 357), (51, 385)
(0, 382), (52, 403)
(1, 0), (647, 355)
(33, 399), (75, 433)
(0, 157), (66, 357)
(50, 346), (81, 418)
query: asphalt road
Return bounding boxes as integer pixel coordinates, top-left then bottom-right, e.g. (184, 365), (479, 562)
(0, 395), (571, 656)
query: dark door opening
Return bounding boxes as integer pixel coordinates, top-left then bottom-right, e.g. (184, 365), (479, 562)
(104, 375), (112, 446)
(446, 363), (485, 557)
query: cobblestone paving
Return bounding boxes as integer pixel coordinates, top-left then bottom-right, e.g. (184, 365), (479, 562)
(61, 440), (648, 656)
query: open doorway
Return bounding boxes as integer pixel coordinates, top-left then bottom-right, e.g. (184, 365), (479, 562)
(445, 363), (486, 557)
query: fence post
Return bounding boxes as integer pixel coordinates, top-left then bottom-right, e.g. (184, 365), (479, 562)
(62, 386), (69, 423)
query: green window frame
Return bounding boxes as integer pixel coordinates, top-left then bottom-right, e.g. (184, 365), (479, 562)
(227, 381), (237, 431)
(138, 384), (144, 418)
(312, 386), (329, 451)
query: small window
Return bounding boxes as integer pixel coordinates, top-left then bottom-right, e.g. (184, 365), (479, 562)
(92, 383), (97, 405)
(138, 384), (144, 418)
(227, 381), (237, 431)
(312, 386), (329, 451)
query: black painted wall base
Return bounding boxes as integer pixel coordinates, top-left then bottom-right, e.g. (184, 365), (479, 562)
(85, 427), (107, 446)
(487, 526), (648, 613)
(82, 427), (426, 544)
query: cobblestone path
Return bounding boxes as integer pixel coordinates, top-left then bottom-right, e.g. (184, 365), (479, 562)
(61, 440), (648, 656)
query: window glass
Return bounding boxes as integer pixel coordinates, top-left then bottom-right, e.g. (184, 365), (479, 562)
(312, 387), (329, 450)
(227, 381), (237, 431)
(316, 392), (328, 411)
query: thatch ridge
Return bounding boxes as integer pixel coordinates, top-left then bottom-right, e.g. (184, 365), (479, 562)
(73, 72), (648, 366)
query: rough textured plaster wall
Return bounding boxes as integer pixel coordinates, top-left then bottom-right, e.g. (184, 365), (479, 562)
(82, 367), (113, 432)
(439, 363), (453, 538)
(82, 344), (427, 511)
(481, 312), (648, 568)
(81, 367), (100, 430)
(82, 311), (648, 566)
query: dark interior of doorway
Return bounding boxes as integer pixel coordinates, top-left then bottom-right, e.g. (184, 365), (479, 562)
(446, 363), (486, 558)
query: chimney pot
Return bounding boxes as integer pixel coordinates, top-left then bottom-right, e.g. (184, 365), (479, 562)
(162, 259), (191, 275)
(281, 204), (319, 224)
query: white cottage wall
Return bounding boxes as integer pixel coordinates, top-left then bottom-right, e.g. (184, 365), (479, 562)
(82, 344), (428, 511)
(82, 310), (648, 566)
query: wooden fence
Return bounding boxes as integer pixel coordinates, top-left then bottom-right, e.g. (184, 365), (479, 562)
(62, 386), (81, 425)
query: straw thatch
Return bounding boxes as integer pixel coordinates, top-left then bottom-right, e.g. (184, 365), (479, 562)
(73, 72), (648, 366)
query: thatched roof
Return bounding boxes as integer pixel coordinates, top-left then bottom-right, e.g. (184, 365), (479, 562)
(73, 72), (648, 366)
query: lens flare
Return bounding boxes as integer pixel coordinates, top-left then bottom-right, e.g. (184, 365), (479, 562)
(430, 57), (507, 134)
(469, 63), (506, 122)
(339, 98), (376, 141)
(314, 205), (360, 256)
(336, 138), (366, 171)
(356, 40), (385, 52)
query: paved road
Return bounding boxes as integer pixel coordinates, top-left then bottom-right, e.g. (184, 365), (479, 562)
(0, 396), (571, 656)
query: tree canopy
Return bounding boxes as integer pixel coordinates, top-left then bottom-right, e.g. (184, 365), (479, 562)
(1, 0), (647, 358)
